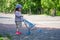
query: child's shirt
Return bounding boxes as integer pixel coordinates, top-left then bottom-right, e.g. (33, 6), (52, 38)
(15, 11), (23, 22)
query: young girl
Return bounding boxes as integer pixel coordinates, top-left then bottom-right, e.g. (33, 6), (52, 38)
(15, 4), (23, 34)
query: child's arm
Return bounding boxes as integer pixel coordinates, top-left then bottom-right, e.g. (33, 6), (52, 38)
(15, 11), (23, 17)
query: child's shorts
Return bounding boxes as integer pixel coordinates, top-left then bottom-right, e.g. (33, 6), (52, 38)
(15, 21), (22, 28)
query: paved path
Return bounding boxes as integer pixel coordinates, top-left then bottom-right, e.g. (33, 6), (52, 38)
(24, 15), (60, 29)
(0, 13), (60, 40)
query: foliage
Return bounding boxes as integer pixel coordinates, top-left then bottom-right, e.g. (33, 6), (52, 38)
(0, 0), (60, 16)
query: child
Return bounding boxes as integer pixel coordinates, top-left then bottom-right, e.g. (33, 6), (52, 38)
(15, 4), (23, 34)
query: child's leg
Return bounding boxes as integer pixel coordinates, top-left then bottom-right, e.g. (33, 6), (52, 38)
(15, 22), (19, 28)
(15, 22), (22, 35)
(19, 22), (22, 29)
(15, 22), (20, 32)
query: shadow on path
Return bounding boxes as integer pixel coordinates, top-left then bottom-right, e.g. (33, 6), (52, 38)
(0, 17), (12, 19)
(0, 23), (60, 40)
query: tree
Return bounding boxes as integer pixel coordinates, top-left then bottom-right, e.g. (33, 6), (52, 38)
(0, 0), (60, 16)
(41, 0), (60, 16)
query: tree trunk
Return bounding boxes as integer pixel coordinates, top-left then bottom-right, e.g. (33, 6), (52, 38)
(29, 8), (32, 14)
(51, 8), (56, 16)
(47, 8), (50, 15)
(41, 7), (44, 14)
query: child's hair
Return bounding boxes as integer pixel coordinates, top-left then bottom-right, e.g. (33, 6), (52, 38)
(15, 8), (19, 11)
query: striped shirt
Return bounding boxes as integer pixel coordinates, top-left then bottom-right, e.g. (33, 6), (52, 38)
(15, 11), (23, 22)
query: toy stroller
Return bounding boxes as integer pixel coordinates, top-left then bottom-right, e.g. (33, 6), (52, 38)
(23, 19), (35, 35)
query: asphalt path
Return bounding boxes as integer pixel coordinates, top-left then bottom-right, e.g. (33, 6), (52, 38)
(0, 13), (60, 40)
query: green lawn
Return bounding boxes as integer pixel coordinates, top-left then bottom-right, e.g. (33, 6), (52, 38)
(0, 37), (10, 40)
(57, 11), (60, 16)
(0, 34), (11, 40)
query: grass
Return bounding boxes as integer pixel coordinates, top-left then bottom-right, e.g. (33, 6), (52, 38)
(0, 34), (11, 40)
